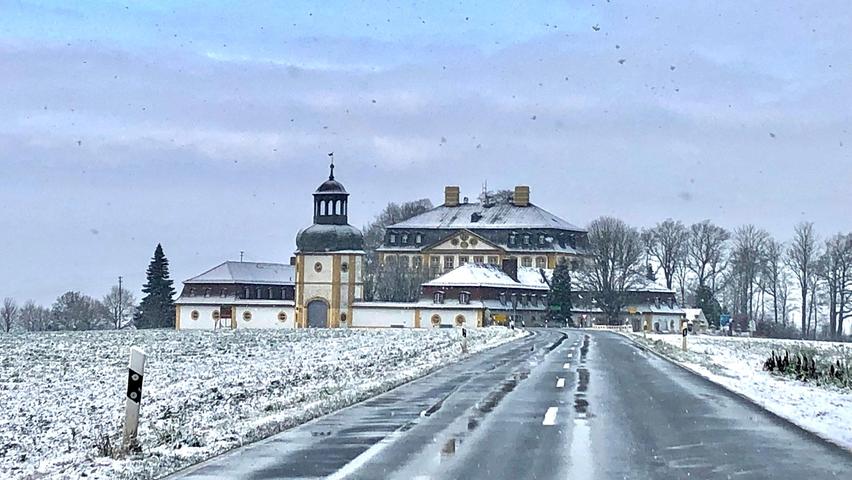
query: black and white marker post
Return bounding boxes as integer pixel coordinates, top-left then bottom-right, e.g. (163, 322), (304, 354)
(124, 347), (147, 451)
(681, 326), (688, 351)
(461, 327), (468, 354)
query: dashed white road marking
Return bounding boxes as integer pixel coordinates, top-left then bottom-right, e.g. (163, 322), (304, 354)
(563, 362), (571, 369)
(542, 407), (559, 426)
(556, 378), (566, 388)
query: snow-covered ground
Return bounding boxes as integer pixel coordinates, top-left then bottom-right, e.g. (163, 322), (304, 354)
(0, 327), (524, 480)
(629, 332), (852, 450)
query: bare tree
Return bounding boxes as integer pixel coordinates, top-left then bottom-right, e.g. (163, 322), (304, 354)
(372, 255), (430, 302)
(672, 255), (691, 306)
(728, 225), (769, 322)
(50, 291), (110, 331)
(786, 222), (820, 338)
(18, 301), (51, 331)
(362, 199), (433, 300)
(1, 297), (18, 333)
(103, 285), (137, 329)
(577, 217), (644, 324)
(643, 219), (688, 290)
(762, 239), (787, 324)
(819, 233), (852, 339)
(687, 221), (730, 292)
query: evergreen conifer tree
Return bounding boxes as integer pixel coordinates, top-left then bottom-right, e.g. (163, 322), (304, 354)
(548, 259), (574, 326)
(135, 244), (176, 328)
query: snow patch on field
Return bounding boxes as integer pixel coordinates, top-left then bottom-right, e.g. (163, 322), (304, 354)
(0, 327), (524, 480)
(630, 333), (852, 450)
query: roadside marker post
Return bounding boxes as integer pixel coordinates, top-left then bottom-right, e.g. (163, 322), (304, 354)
(123, 347), (147, 452)
(682, 327), (688, 351)
(461, 327), (468, 354)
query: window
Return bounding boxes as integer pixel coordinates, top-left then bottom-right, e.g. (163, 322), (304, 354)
(499, 292), (506, 305)
(314, 261), (323, 272)
(459, 256), (468, 266)
(189, 288), (196, 296)
(459, 291), (471, 304)
(538, 233), (545, 244)
(536, 257), (546, 268)
(244, 287), (250, 298)
(204, 288), (211, 298)
(243, 311), (252, 321)
(401, 233), (408, 244)
(655, 297), (661, 308)
(431, 314), (441, 326)
(511, 293), (518, 308)
(212, 310), (220, 321)
(340, 312), (347, 323)
(473, 255), (484, 264)
(341, 262), (349, 273)
(531, 294), (538, 307)
(389, 233), (397, 244)
(455, 314), (466, 326)
(444, 256), (454, 271)
(509, 233), (516, 245)
(415, 233), (422, 244)
(434, 291), (445, 304)
(412, 256), (422, 269)
(522, 257), (532, 267)
(220, 288), (227, 298)
(277, 311), (288, 323)
(488, 256), (499, 265)
(522, 234), (529, 245)
(520, 294), (528, 306)
(190, 310), (199, 321)
(400, 256), (409, 268)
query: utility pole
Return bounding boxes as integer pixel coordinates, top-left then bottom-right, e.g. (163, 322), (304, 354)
(118, 276), (123, 329)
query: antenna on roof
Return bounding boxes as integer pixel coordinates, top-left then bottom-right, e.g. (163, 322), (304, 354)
(327, 152), (335, 180)
(240, 251), (244, 262)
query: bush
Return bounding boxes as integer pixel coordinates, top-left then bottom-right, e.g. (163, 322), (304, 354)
(754, 321), (801, 339)
(763, 349), (852, 389)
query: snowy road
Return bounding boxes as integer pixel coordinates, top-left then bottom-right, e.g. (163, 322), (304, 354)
(169, 330), (852, 480)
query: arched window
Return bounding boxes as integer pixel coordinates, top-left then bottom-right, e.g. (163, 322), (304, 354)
(256, 287), (262, 299)
(335, 199), (341, 215)
(499, 292), (506, 305)
(320, 201), (326, 215)
(431, 314), (441, 326)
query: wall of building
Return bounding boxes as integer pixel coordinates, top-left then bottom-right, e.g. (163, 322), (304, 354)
(177, 304), (295, 330)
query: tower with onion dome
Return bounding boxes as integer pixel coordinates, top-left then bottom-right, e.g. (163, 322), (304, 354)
(294, 156), (365, 328)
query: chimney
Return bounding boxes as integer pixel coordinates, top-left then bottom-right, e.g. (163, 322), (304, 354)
(289, 256), (296, 265)
(513, 186), (530, 207)
(444, 186), (460, 207)
(501, 258), (519, 283)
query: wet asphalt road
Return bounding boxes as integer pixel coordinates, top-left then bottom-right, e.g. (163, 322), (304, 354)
(168, 329), (852, 480)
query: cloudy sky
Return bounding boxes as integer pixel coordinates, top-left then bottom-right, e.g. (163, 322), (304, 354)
(1, 1), (850, 304)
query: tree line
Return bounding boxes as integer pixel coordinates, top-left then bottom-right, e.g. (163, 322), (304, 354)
(1, 244), (176, 332)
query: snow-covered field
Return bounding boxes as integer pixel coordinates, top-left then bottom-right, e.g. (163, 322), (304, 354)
(0, 327), (524, 480)
(629, 332), (852, 450)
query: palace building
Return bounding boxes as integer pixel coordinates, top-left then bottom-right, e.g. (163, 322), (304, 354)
(175, 160), (686, 331)
(377, 185), (589, 277)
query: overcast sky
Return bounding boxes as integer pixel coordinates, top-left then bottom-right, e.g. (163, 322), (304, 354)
(1, 1), (851, 305)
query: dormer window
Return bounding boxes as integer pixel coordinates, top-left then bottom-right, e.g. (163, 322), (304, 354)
(415, 233), (422, 244)
(531, 294), (538, 307)
(256, 287), (262, 299)
(189, 288), (196, 296)
(509, 233), (517, 245)
(511, 293), (518, 308)
(538, 233), (545, 244)
(520, 294), (528, 306)
(244, 287), (250, 299)
(434, 291), (445, 304)
(523, 234), (530, 245)
(389, 233), (397, 244)
(655, 297), (661, 308)
(204, 288), (211, 298)
(220, 288), (227, 298)
(499, 292), (506, 305)
(459, 291), (471, 304)
(401, 233), (409, 244)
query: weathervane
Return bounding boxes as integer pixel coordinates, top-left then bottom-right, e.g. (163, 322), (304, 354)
(328, 152), (335, 180)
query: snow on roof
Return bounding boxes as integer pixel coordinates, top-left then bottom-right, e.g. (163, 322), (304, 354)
(184, 261), (295, 285)
(388, 201), (585, 231)
(632, 277), (677, 294)
(423, 263), (550, 291)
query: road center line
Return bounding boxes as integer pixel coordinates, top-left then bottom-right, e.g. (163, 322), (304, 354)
(542, 407), (558, 426)
(556, 378), (565, 388)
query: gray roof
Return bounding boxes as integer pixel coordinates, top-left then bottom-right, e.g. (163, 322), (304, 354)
(185, 261), (295, 285)
(388, 201), (585, 231)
